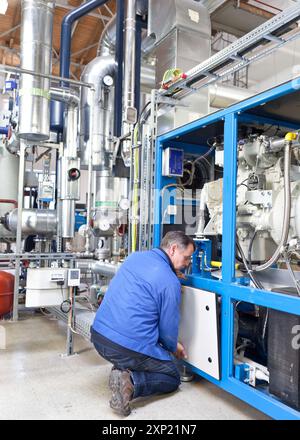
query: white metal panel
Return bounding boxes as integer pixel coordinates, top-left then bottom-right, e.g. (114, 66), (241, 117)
(25, 268), (68, 307)
(179, 286), (220, 380)
(26, 289), (68, 307)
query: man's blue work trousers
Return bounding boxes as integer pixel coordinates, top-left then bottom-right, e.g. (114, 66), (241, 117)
(90, 327), (181, 399)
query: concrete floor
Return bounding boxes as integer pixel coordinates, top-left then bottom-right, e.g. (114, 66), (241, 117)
(0, 312), (270, 420)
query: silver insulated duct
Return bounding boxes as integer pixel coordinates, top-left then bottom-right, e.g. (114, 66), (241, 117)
(149, 0), (211, 135)
(19, 0), (54, 141)
(3, 209), (57, 236)
(80, 55), (116, 170)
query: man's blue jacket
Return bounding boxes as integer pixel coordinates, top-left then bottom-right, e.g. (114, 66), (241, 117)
(92, 248), (181, 360)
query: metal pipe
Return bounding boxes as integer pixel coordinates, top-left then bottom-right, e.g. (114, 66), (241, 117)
(61, 200), (75, 238)
(76, 260), (120, 277)
(123, 0), (137, 124)
(13, 140), (26, 321)
(4, 208), (57, 235)
(19, 0), (54, 142)
(64, 105), (79, 158)
(135, 16), (143, 115)
(80, 56), (116, 168)
(114, 0), (125, 137)
(50, 87), (80, 106)
(51, 0), (110, 133)
(91, 261), (121, 276)
(209, 84), (254, 109)
(85, 88), (95, 253)
(0, 64), (93, 88)
(97, 3), (153, 133)
(122, 0), (137, 167)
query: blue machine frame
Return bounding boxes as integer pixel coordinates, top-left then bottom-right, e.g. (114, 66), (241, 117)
(153, 77), (300, 420)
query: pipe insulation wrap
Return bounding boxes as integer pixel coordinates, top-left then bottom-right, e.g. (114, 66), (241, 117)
(51, 0), (110, 132)
(19, 0), (54, 141)
(4, 209), (57, 235)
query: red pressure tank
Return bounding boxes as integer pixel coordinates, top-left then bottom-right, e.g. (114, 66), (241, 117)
(0, 271), (14, 317)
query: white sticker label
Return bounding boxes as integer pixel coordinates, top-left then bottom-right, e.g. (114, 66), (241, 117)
(188, 9), (200, 23)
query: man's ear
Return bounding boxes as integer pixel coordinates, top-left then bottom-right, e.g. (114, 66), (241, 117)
(170, 244), (177, 256)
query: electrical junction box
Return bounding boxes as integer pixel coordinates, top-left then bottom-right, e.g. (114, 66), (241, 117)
(5, 80), (17, 92)
(68, 269), (81, 287)
(162, 147), (184, 177)
(26, 268), (68, 308)
(38, 180), (54, 202)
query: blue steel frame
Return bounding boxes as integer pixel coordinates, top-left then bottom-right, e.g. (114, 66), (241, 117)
(153, 77), (300, 420)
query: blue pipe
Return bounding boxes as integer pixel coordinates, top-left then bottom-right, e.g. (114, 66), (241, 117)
(50, 0), (109, 133)
(0, 126), (9, 136)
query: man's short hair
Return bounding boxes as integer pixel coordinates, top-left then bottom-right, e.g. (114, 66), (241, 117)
(161, 231), (195, 252)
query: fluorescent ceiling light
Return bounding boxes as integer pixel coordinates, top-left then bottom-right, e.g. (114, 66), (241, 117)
(0, 0), (8, 15)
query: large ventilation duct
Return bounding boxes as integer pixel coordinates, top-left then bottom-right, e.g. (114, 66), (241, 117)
(148, 0), (211, 135)
(209, 84), (254, 109)
(19, 0), (54, 141)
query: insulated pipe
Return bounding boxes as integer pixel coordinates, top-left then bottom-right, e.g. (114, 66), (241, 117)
(209, 84), (254, 109)
(122, 0), (137, 167)
(51, 0), (110, 133)
(57, 90), (80, 238)
(19, 0), (54, 141)
(64, 104), (79, 158)
(114, 0), (125, 137)
(97, 0), (148, 56)
(91, 261), (121, 277)
(134, 15), (144, 115)
(80, 55), (116, 169)
(50, 87), (80, 106)
(3, 208), (57, 235)
(123, 0), (137, 124)
(76, 260), (120, 277)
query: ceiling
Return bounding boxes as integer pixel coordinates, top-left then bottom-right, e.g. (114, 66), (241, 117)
(0, 0), (286, 82)
(0, 0), (116, 80)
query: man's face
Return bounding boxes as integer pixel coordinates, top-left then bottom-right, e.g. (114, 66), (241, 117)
(168, 243), (194, 271)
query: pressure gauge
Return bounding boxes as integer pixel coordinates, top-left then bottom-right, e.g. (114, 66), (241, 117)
(119, 197), (130, 211)
(99, 221), (110, 232)
(103, 75), (114, 87)
(60, 300), (71, 314)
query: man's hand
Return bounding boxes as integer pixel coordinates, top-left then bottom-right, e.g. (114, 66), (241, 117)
(174, 342), (187, 359)
(176, 270), (187, 280)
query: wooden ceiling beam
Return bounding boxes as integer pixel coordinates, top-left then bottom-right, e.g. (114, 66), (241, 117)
(8, 1), (21, 48)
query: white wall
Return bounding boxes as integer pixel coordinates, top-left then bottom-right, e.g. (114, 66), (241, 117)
(247, 38), (300, 92)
